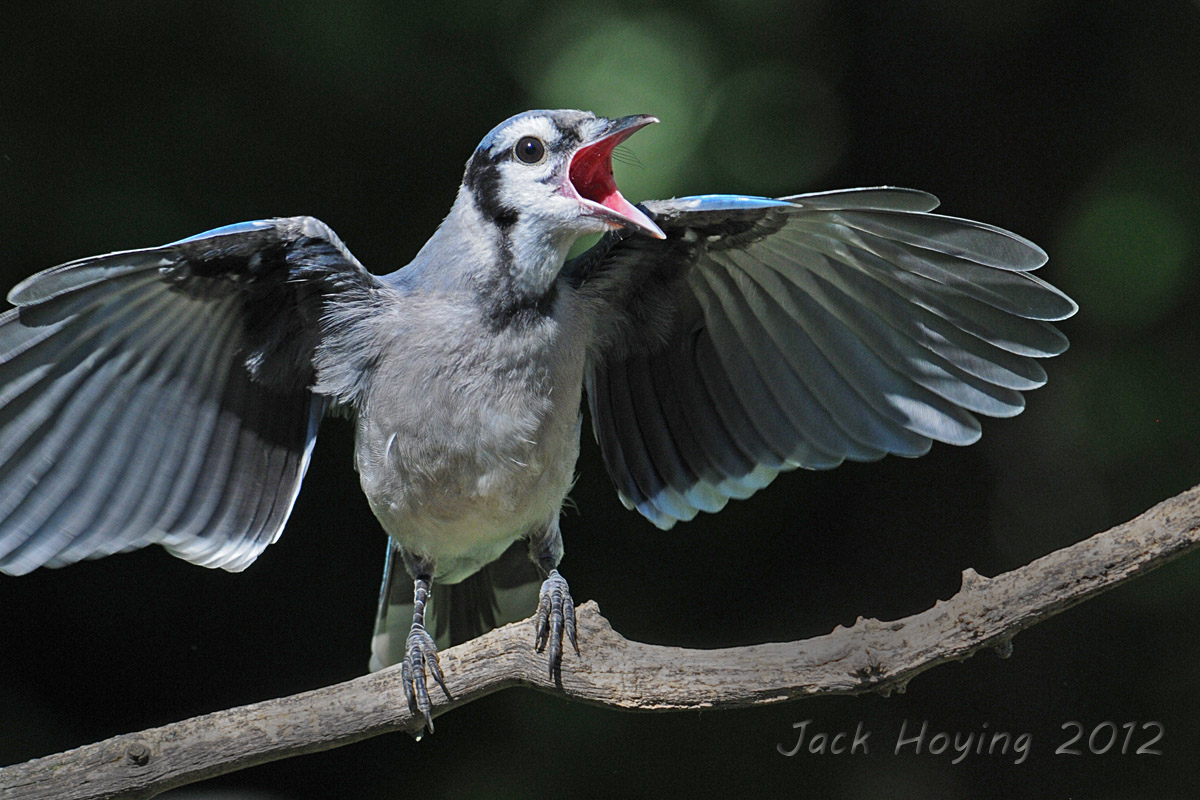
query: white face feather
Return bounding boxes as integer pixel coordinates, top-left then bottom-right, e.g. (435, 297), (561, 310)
(456, 110), (660, 303)
(487, 114), (613, 239)
(483, 114), (560, 155)
(461, 112), (612, 298)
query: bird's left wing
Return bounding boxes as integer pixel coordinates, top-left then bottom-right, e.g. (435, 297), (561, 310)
(0, 217), (384, 575)
(567, 188), (1077, 529)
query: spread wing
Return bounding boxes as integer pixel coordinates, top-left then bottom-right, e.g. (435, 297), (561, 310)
(567, 188), (1077, 529)
(0, 217), (383, 575)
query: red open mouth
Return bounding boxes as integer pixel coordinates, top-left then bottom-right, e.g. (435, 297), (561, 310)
(566, 115), (665, 239)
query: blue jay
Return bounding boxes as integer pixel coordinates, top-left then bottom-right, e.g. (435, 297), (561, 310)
(0, 110), (1075, 733)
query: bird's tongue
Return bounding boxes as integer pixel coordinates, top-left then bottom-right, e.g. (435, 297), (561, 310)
(569, 132), (664, 238)
(569, 137), (630, 214)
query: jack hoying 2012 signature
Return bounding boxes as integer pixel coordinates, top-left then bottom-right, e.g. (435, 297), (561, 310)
(777, 719), (1164, 764)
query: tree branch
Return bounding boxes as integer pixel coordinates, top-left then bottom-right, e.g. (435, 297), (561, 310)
(4, 483), (1200, 800)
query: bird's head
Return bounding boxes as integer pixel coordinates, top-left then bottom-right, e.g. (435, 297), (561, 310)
(462, 110), (665, 244)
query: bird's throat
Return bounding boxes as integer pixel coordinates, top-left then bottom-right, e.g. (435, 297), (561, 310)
(502, 222), (574, 301)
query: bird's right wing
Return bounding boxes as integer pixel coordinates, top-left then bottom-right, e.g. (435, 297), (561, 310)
(0, 217), (384, 575)
(567, 188), (1076, 529)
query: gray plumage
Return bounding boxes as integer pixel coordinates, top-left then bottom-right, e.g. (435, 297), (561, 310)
(0, 110), (1075, 732)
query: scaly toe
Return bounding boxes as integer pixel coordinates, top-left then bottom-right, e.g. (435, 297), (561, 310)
(402, 624), (451, 733)
(534, 569), (578, 681)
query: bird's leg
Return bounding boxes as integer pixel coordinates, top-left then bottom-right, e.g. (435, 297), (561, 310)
(399, 553), (450, 734)
(529, 521), (578, 682)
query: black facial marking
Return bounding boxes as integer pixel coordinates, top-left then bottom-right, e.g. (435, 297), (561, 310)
(551, 121), (581, 151)
(483, 279), (560, 333)
(463, 149), (519, 229)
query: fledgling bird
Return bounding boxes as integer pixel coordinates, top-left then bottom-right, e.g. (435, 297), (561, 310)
(0, 110), (1075, 733)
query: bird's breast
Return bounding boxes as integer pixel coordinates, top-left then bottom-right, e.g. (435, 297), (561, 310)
(353, 295), (587, 564)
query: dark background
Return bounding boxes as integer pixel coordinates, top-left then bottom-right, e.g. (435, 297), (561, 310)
(2, 2), (1199, 798)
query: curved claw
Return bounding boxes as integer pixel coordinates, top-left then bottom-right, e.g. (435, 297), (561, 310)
(402, 623), (451, 734)
(534, 569), (579, 681)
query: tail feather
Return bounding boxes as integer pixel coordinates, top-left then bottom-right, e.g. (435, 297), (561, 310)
(369, 539), (542, 672)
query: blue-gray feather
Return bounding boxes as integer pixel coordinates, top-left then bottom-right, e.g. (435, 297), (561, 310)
(0, 216), (377, 574)
(570, 188), (1075, 529)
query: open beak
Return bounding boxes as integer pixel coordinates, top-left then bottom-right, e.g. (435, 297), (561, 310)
(566, 114), (666, 239)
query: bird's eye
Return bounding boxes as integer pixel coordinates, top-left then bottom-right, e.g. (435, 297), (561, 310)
(514, 136), (546, 164)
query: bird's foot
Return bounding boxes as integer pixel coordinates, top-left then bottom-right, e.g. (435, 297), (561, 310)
(401, 623), (451, 734)
(534, 568), (579, 682)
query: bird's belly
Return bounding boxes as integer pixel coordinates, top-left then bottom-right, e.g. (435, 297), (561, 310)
(383, 461), (567, 554)
(356, 384), (582, 576)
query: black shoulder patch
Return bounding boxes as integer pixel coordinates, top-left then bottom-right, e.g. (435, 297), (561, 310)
(463, 150), (519, 229)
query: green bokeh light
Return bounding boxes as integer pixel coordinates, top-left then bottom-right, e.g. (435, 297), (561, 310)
(513, 10), (717, 203)
(702, 65), (844, 194)
(1056, 189), (1192, 328)
(510, 9), (845, 202)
